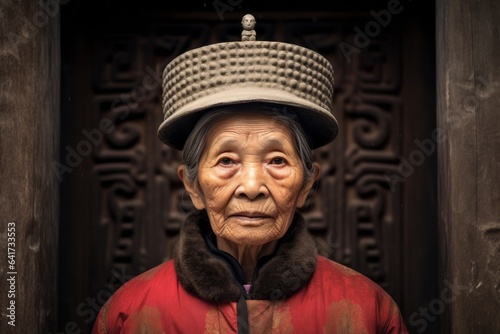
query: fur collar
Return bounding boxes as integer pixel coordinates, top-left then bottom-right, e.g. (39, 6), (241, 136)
(173, 210), (318, 304)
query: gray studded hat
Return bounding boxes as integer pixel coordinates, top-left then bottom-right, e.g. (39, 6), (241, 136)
(158, 14), (338, 150)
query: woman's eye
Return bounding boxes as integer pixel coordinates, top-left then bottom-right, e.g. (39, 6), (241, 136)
(219, 157), (234, 165)
(270, 157), (286, 165)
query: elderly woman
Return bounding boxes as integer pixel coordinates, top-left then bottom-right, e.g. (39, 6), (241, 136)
(93, 15), (408, 334)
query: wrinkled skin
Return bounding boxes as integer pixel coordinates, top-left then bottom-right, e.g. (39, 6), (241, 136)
(179, 111), (319, 281)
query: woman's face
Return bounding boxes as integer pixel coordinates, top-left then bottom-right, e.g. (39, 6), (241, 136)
(180, 112), (318, 246)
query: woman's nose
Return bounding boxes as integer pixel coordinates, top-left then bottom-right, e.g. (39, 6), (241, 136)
(234, 164), (269, 200)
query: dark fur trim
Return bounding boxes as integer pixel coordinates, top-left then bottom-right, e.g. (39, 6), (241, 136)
(251, 212), (318, 300)
(173, 212), (241, 303)
(173, 211), (317, 303)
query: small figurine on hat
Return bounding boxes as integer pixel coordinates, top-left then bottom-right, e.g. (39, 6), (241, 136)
(241, 14), (256, 41)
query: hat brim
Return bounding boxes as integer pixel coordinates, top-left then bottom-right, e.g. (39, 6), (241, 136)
(157, 86), (338, 150)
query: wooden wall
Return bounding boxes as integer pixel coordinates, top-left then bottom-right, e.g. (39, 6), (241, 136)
(58, 1), (439, 333)
(0, 0), (499, 333)
(0, 1), (60, 333)
(437, 0), (500, 332)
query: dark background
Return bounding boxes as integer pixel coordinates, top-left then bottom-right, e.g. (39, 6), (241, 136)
(58, 0), (437, 333)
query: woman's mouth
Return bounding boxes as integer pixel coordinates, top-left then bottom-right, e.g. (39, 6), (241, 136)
(229, 212), (272, 225)
(231, 211), (270, 219)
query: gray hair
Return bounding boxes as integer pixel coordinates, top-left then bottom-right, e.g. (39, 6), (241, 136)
(182, 105), (317, 185)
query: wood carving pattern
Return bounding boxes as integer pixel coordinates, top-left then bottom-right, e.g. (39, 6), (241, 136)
(89, 19), (402, 300)
(285, 22), (402, 298)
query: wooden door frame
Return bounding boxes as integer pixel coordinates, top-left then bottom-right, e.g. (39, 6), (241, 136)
(2, 0), (499, 333)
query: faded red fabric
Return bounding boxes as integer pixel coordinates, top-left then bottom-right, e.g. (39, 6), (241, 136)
(93, 256), (408, 333)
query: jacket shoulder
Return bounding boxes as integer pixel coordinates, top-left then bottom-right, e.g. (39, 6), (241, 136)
(110, 260), (175, 303)
(315, 255), (386, 294)
(309, 256), (409, 333)
(92, 260), (177, 333)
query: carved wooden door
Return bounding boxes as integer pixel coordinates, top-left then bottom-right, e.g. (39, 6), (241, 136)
(59, 2), (438, 333)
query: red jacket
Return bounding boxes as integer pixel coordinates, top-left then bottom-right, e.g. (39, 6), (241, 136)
(93, 212), (408, 333)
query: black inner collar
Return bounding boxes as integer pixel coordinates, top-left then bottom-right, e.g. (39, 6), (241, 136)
(204, 233), (277, 299)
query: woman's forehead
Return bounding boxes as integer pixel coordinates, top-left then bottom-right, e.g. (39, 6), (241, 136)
(205, 114), (295, 150)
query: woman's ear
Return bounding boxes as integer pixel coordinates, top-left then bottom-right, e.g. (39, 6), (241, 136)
(297, 162), (321, 208)
(178, 165), (206, 210)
